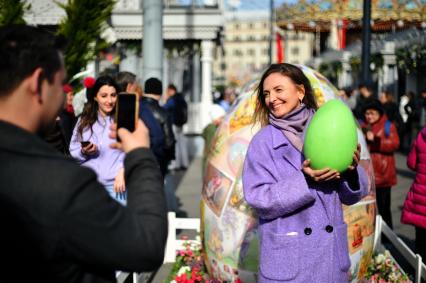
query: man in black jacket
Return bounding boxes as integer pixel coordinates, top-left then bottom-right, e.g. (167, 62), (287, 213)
(0, 25), (167, 283)
(142, 77), (176, 176)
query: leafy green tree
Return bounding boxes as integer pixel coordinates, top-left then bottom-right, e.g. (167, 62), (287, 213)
(57, 0), (115, 78)
(0, 0), (30, 26)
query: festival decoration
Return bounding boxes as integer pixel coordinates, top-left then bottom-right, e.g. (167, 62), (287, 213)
(201, 64), (376, 283)
(83, 76), (96, 89)
(304, 99), (358, 172)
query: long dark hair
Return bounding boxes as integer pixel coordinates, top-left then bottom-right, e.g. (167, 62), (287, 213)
(77, 75), (118, 139)
(253, 63), (318, 126)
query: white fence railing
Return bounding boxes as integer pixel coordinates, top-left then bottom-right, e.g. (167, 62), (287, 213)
(117, 212), (201, 282)
(374, 215), (426, 283)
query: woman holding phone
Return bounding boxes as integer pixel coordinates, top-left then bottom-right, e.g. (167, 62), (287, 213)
(70, 75), (126, 205)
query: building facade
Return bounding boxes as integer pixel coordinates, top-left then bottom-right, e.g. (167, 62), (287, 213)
(213, 10), (314, 89)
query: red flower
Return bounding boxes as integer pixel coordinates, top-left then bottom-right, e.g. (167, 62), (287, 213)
(83, 76), (96, 89)
(177, 250), (186, 257)
(63, 84), (73, 93)
(235, 278), (243, 283)
(175, 273), (188, 283)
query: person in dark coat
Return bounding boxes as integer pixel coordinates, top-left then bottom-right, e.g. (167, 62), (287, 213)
(0, 25), (167, 283)
(41, 84), (76, 156)
(163, 83), (189, 170)
(142, 77), (176, 176)
(115, 71), (166, 171)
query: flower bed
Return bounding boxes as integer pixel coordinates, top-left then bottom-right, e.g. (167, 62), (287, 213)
(364, 250), (412, 283)
(167, 239), (242, 283)
(168, 241), (412, 282)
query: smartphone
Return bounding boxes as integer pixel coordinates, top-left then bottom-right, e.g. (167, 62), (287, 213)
(80, 141), (91, 147)
(115, 92), (139, 141)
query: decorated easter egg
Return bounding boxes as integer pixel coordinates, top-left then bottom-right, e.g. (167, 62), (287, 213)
(304, 99), (358, 172)
(202, 65), (376, 283)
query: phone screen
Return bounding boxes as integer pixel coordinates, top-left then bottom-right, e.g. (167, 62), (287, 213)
(116, 93), (138, 140)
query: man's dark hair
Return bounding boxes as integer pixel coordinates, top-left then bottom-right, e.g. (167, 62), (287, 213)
(0, 25), (66, 97)
(363, 98), (384, 116)
(144, 77), (162, 95)
(115, 71), (136, 93)
(167, 84), (177, 92)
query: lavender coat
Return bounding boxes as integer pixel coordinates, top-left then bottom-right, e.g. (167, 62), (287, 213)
(70, 115), (124, 187)
(242, 125), (368, 282)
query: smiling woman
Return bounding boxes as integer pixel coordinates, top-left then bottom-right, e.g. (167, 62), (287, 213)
(242, 63), (368, 283)
(69, 76), (127, 205)
(95, 85), (117, 117)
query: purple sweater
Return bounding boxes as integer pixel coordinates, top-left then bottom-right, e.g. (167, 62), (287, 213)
(69, 115), (124, 187)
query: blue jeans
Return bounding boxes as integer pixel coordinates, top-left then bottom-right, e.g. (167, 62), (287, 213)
(105, 185), (127, 206)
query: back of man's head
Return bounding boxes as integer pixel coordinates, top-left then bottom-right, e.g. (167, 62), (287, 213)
(116, 71), (136, 93)
(0, 25), (65, 98)
(167, 84), (177, 92)
(144, 77), (162, 96)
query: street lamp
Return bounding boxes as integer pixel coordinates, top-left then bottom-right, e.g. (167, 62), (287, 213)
(269, 0), (274, 65)
(361, 0), (372, 86)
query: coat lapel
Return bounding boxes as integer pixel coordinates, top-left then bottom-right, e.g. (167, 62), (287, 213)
(271, 126), (303, 171)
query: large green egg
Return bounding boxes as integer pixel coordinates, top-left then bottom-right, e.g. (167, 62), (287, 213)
(303, 99), (358, 172)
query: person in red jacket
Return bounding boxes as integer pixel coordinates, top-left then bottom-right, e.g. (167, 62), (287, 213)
(362, 99), (400, 229)
(401, 126), (426, 260)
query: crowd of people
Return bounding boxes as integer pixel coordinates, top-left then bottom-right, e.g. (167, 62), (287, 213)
(42, 61), (190, 212)
(1, 23), (425, 283)
(341, 84), (426, 153)
(340, 84), (426, 261)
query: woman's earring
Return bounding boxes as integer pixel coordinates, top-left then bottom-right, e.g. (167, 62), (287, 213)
(299, 98), (303, 104)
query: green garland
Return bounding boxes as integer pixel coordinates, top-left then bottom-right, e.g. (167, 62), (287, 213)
(318, 61), (342, 84)
(0, 0), (30, 26)
(56, 0), (115, 79)
(396, 44), (426, 74)
(349, 53), (383, 75)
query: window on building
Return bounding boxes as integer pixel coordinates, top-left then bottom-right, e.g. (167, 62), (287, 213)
(291, 47), (300, 55)
(263, 22), (268, 28)
(247, 49), (255, 56)
(234, 36), (241, 42)
(248, 36), (255, 41)
(235, 23), (240, 29)
(233, 49), (243, 57)
(262, 48), (269, 55)
(249, 23), (254, 29)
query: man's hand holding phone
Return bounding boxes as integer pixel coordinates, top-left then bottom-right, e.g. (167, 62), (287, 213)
(81, 142), (98, 156)
(109, 119), (150, 153)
